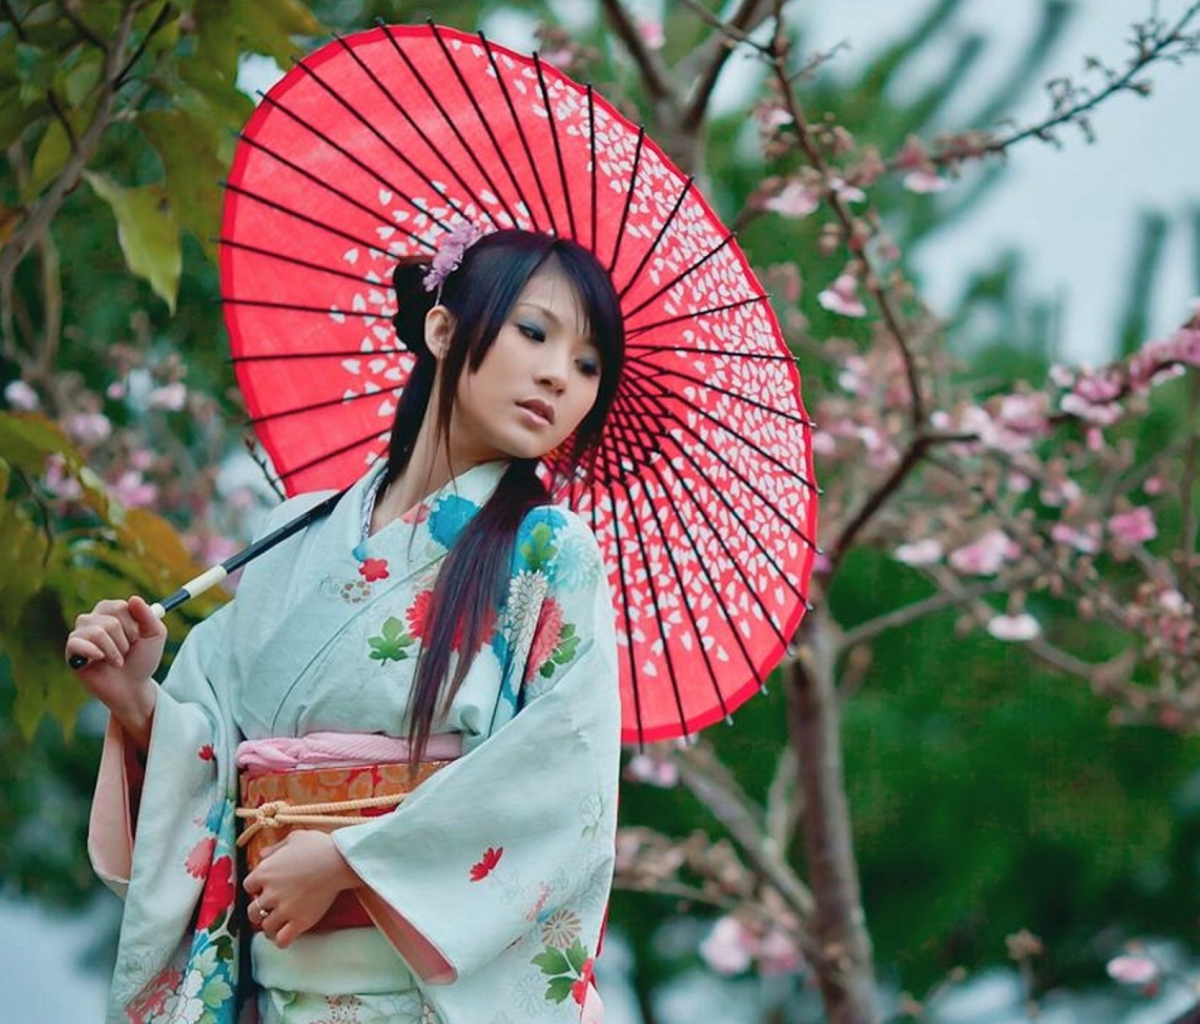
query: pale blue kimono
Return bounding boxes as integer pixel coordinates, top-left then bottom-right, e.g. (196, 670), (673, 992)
(88, 460), (621, 1024)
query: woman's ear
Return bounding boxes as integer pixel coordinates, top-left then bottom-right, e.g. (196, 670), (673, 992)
(424, 306), (455, 360)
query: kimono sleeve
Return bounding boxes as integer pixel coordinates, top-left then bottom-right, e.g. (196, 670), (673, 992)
(333, 508), (622, 985)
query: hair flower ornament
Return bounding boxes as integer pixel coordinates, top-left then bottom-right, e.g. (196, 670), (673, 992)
(423, 221), (483, 293)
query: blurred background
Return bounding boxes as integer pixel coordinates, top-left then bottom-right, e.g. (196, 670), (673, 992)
(2, 1), (1199, 1021)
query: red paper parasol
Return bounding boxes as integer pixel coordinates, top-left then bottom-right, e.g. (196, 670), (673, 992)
(220, 23), (818, 744)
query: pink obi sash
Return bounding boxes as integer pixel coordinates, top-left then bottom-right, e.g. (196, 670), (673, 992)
(235, 731), (461, 931)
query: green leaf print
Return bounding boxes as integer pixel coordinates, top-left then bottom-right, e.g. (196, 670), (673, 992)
(565, 938), (588, 974)
(533, 947), (571, 976)
(519, 522), (557, 573)
(368, 616), (415, 665)
(544, 976), (574, 1004)
(540, 624), (580, 678)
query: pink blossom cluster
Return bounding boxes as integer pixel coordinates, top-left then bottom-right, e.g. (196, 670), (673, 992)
(699, 915), (805, 977)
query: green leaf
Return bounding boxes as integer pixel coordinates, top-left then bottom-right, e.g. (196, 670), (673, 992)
(0, 466), (50, 633)
(61, 53), (102, 107)
(0, 84), (47, 152)
(565, 938), (588, 974)
(23, 118), (72, 202)
(0, 411), (114, 521)
(139, 109), (225, 260)
(520, 523), (558, 572)
(83, 172), (182, 313)
(5, 591), (88, 738)
(532, 947), (571, 976)
(544, 975), (574, 1004)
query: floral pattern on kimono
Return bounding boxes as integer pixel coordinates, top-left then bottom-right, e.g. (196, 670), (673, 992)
(89, 460), (621, 1024)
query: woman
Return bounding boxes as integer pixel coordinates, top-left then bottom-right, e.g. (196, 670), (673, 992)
(67, 229), (626, 1024)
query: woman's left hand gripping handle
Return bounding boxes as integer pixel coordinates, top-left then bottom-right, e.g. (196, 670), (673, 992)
(65, 596), (167, 754)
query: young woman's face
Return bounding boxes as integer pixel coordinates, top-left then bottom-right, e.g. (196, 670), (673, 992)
(442, 265), (604, 465)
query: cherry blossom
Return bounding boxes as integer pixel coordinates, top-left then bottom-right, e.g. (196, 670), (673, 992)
(3, 380), (39, 410)
(818, 274), (867, 318)
(893, 539), (943, 566)
(625, 753), (680, 788)
(948, 529), (1012, 576)
(65, 411), (112, 446)
(986, 613), (1041, 642)
(763, 180), (820, 219)
(700, 916), (756, 975)
(1106, 952), (1159, 986)
(1108, 507), (1157, 546)
(903, 169), (948, 194)
(148, 382), (188, 411)
(636, 18), (664, 50)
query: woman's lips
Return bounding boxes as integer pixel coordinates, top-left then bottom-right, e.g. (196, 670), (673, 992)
(517, 399), (555, 425)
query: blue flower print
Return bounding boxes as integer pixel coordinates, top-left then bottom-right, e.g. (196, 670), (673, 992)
(428, 494), (480, 550)
(516, 508), (568, 578)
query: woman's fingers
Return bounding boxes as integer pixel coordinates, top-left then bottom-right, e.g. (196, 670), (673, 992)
(127, 596), (167, 640)
(72, 620), (128, 666)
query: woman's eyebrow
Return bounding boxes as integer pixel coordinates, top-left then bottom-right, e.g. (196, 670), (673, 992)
(513, 301), (561, 326)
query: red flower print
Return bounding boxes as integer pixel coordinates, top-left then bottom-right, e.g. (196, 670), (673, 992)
(198, 743), (215, 761)
(195, 855), (234, 931)
(184, 836), (216, 879)
(526, 598), (564, 680)
(572, 958), (595, 1005)
(406, 589), (433, 641)
(358, 557), (390, 582)
(469, 846), (503, 882)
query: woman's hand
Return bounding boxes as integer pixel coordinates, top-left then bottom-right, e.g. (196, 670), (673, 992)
(65, 597), (166, 753)
(243, 830), (362, 948)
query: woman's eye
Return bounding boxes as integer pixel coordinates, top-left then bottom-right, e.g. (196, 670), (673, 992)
(519, 322), (545, 342)
(577, 358), (600, 378)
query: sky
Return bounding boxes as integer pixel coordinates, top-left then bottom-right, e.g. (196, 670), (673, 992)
(5, 2), (1199, 1021)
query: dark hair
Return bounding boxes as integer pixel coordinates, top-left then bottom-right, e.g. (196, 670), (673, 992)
(387, 229), (624, 763)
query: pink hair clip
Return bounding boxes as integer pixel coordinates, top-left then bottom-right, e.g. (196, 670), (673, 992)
(422, 221), (483, 294)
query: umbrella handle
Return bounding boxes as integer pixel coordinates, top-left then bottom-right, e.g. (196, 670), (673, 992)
(66, 566), (229, 670)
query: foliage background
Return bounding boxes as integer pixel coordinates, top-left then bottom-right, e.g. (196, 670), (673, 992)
(2, 1), (1199, 1021)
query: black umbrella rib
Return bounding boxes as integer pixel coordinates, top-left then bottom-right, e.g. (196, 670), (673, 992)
(221, 296), (387, 321)
(222, 182), (405, 255)
(587, 86), (598, 254)
(248, 386), (396, 427)
(612, 463), (695, 740)
(378, 23), (519, 228)
(597, 467), (648, 746)
(230, 347), (407, 364)
(626, 362), (815, 428)
(218, 237), (378, 285)
(276, 427), (387, 484)
(626, 446), (742, 724)
(617, 176), (695, 302)
(321, 35), (500, 230)
(606, 127), (646, 277)
(623, 232), (735, 322)
(631, 371), (818, 495)
(233, 133), (432, 244)
(478, 33), (557, 233)
(605, 394), (792, 656)
(611, 388), (803, 641)
(254, 92), (452, 238)
(613, 377), (818, 566)
(533, 54), (577, 242)
(627, 345), (798, 363)
(624, 294), (767, 337)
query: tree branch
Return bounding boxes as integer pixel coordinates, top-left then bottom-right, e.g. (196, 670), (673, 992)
(680, 0), (778, 133)
(0, 4), (140, 282)
(598, 0), (677, 115)
(673, 741), (817, 922)
(838, 577), (1012, 652)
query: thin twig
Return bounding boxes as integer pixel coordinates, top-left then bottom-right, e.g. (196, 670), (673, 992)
(680, 0), (779, 133)
(598, 0), (676, 112)
(838, 578), (1012, 651)
(114, 0), (174, 89)
(0, 5), (139, 281)
(60, 4), (110, 52)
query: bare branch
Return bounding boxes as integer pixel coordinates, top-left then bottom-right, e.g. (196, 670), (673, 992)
(680, 0), (779, 133)
(838, 577), (1013, 652)
(598, 0), (677, 115)
(0, 5), (141, 282)
(673, 741), (817, 921)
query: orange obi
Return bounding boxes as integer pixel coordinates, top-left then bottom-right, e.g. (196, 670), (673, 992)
(236, 760), (448, 931)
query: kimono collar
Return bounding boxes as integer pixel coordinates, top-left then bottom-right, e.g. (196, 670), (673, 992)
(357, 458), (512, 554)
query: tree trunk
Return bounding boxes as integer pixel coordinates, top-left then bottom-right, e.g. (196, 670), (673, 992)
(787, 608), (879, 1024)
